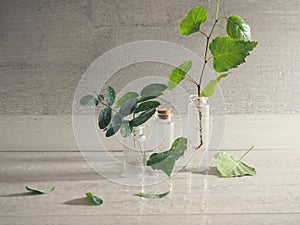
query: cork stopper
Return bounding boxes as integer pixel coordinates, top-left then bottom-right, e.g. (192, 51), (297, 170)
(156, 108), (172, 120)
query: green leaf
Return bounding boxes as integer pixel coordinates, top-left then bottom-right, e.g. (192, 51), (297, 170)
(130, 108), (156, 127)
(168, 61), (192, 90)
(115, 92), (139, 107)
(227, 15), (251, 41)
(119, 97), (138, 117)
(80, 95), (98, 108)
(180, 7), (208, 35)
(25, 186), (55, 194)
(98, 94), (104, 101)
(85, 192), (103, 205)
(134, 101), (160, 113)
(147, 137), (188, 177)
(214, 146), (256, 178)
(135, 191), (170, 199)
(105, 86), (116, 106)
(106, 114), (122, 137)
(98, 108), (112, 129)
(140, 83), (167, 99)
(209, 36), (257, 73)
(120, 122), (132, 138)
(200, 72), (231, 97)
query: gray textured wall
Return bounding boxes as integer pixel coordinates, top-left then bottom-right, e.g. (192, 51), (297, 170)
(0, 0), (299, 115)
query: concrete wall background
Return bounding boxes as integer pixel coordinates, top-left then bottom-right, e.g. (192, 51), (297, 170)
(0, 0), (299, 115)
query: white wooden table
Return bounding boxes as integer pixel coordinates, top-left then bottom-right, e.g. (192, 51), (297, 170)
(0, 115), (299, 225)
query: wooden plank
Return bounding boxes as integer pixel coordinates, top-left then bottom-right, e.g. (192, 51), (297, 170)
(0, 214), (299, 225)
(0, 150), (299, 218)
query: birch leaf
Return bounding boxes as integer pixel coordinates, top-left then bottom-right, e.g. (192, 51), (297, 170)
(25, 186), (55, 194)
(135, 191), (170, 199)
(215, 146), (256, 177)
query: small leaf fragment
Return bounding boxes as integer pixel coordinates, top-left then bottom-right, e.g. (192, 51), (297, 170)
(209, 36), (257, 73)
(120, 121), (132, 138)
(134, 101), (160, 113)
(105, 86), (116, 106)
(180, 7), (208, 35)
(98, 94), (104, 102)
(214, 147), (256, 178)
(130, 108), (156, 127)
(227, 15), (251, 41)
(85, 192), (103, 205)
(168, 61), (192, 90)
(135, 191), (170, 199)
(98, 108), (112, 129)
(200, 72), (231, 97)
(147, 137), (188, 177)
(115, 92), (139, 107)
(25, 186), (55, 194)
(140, 83), (167, 99)
(80, 95), (98, 108)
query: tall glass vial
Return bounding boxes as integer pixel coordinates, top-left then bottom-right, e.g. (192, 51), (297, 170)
(185, 95), (210, 171)
(154, 108), (174, 152)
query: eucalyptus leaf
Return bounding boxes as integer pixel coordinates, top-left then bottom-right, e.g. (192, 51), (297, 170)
(209, 36), (257, 72)
(85, 192), (103, 205)
(98, 108), (112, 129)
(80, 95), (98, 108)
(200, 72), (231, 97)
(147, 137), (188, 177)
(120, 122), (132, 138)
(214, 146), (256, 178)
(227, 15), (251, 41)
(140, 83), (167, 99)
(105, 86), (116, 106)
(168, 61), (192, 90)
(130, 108), (156, 127)
(115, 92), (139, 107)
(25, 186), (55, 194)
(106, 114), (122, 137)
(180, 7), (208, 35)
(135, 191), (170, 199)
(119, 97), (138, 117)
(98, 94), (104, 102)
(134, 101), (160, 113)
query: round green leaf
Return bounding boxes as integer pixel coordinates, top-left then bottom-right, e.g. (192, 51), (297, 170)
(140, 83), (167, 99)
(85, 192), (103, 205)
(119, 98), (138, 117)
(115, 92), (139, 107)
(227, 15), (251, 41)
(105, 86), (116, 106)
(130, 108), (156, 127)
(98, 108), (112, 129)
(134, 101), (160, 113)
(180, 7), (208, 36)
(120, 122), (132, 138)
(106, 114), (122, 137)
(80, 95), (98, 108)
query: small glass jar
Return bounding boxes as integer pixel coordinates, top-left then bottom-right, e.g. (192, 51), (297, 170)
(122, 125), (147, 177)
(153, 108), (175, 152)
(185, 95), (210, 172)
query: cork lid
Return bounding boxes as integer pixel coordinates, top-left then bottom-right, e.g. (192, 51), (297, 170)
(156, 108), (172, 120)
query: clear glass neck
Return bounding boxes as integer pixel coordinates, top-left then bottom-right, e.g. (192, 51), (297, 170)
(189, 95), (208, 106)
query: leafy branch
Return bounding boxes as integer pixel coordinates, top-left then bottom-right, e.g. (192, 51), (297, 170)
(167, 0), (258, 149)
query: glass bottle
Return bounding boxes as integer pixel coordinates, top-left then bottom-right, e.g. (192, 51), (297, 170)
(185, 95), (210, 172)
(154, 108), (174, 152)
(122, 125), (147, 177)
